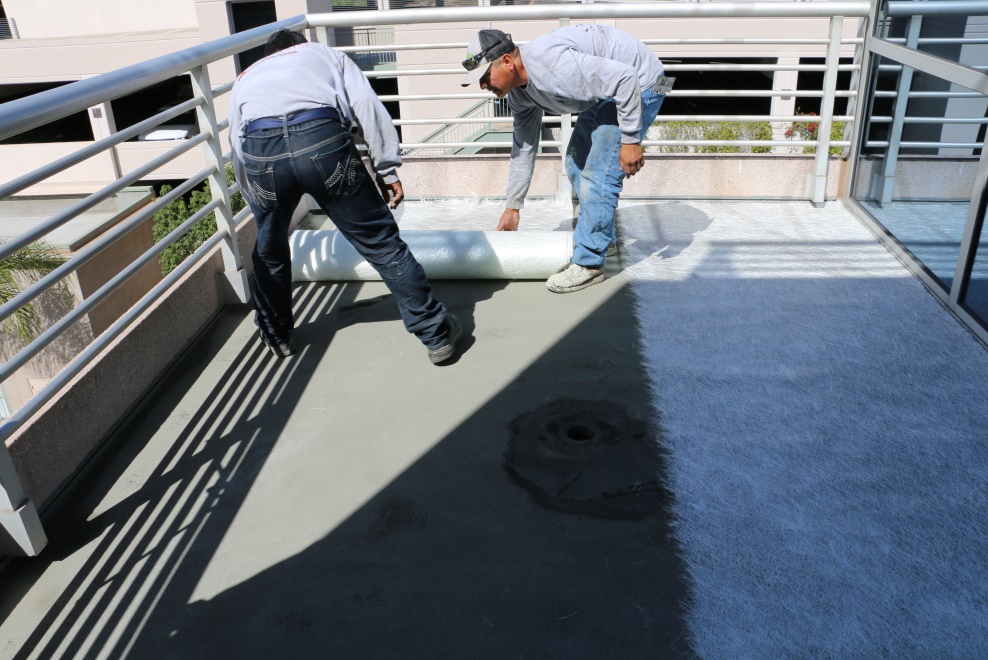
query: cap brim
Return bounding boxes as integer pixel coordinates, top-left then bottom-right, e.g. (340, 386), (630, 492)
(460, 62), (490, 87)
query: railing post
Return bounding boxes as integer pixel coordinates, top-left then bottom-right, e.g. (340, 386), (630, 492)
(0, 442), (47, 556)
(873, 15), (922, 206)
(841, 10), (874, 203)
(316, 26), (335, 47)
(558, 16), (573, 201)
(841, 16), (870, 160)
(190, 65), (250, 304)
(808, 15), (844, 205)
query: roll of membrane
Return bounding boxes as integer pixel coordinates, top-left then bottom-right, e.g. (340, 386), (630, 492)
(290, 229), (574, 281)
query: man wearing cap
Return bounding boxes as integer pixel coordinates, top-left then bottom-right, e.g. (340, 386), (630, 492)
(460, 25), (668, 293)
(229, 29), (460, 363)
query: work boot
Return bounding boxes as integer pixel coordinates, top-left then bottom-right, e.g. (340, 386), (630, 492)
(546, 263), (605, 293)
(428, 313), (461, 364)
(258, 329), (296, 358)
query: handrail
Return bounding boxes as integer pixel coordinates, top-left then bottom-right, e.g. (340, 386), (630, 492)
(886, 1), (988, 16)
(0, 16), (307, 142)
(306, 2), (871, 28)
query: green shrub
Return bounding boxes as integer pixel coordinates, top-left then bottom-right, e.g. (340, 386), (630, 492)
(650, 120), (774, 154)
(152, 164), (245, 276)
(786, 111), (846, 155)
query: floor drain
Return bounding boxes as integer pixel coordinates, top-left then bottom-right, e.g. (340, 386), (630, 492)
(505, 398), (664, 520)
(566, 425), (596, 442)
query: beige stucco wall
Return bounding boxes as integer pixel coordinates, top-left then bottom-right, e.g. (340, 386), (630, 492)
(1, 0), (199, 39)
(0, 31), (202, 85)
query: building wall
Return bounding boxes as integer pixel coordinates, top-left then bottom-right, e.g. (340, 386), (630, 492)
(1, 0), (199, 39)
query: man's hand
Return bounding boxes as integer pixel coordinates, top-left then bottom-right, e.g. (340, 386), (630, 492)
(619, 143), (645, 178)
(496, 208), (520, 231)
(377, 178), (405, 209)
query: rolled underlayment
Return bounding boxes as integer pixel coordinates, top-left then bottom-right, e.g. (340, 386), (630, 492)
(290, 229), (574, 281)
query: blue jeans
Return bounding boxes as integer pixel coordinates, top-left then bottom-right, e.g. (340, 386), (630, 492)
(565, 86), (665, 267)
(240, 118), (449, 349)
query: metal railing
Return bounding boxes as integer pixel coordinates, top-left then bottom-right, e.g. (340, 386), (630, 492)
(0, 17), (16, 40)
(0, 2), (873, 556)
(403, 98), (513, 155)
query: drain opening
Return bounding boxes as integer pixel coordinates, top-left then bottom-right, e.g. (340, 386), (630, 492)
(566, 425), (596, 442)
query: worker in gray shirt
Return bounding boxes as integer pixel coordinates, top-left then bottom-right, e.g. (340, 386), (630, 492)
(230, 29), (460, 363)
(460, 25), (668, 293)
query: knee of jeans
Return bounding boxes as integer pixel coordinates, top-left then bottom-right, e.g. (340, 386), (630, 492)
(254, 238), (289, 264)
(369, 243), (413, 277)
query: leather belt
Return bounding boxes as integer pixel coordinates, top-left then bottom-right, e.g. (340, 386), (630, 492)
(245, 106), (341, 135)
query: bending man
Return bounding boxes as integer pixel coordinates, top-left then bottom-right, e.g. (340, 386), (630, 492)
(230, 29), (460, 363)
(460, 26), (668, 293)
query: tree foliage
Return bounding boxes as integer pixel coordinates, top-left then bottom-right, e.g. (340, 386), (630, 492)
(0, 240), (67, 344)
(152, 164), (245, 276)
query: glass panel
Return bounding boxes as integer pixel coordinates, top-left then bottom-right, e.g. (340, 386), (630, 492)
(877, 11), (988, 70)
(963, 218), (988, 326)
(852, 55), (988, 291)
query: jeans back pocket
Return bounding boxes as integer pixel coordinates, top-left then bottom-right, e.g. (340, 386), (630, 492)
(312, 143), (365, 197)
(243, 157), (278, 211)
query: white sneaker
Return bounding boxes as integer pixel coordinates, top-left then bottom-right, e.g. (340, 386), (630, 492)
(546, 263), (605, 293)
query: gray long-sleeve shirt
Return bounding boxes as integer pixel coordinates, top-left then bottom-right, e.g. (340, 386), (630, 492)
(228, 42), (401, 192)
(505, 25), (663, 209)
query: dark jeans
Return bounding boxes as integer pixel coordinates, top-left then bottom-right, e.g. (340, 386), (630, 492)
(240, 118), (449, 349)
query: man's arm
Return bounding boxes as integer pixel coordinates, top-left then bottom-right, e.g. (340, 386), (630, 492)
(500, 98), (543, 230)
(227, 93), (254, 205)
(340, 55), (402, 184)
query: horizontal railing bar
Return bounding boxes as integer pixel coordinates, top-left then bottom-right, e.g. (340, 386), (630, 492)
(399, 140), (852, 149)
(212, 80), (234, 97)
(233, 197), (253, 230)
(869, 116), (988, 124)
(886, 37), (988, 45)
(647, 38), (863, 45)
(306, 3), (871, 29)
(887, 0), (988, 16)
(655, 115), (855, 122)
(865, 141), (984, 148)
(0, 97), (204, 199)
(879, 63), (988, 72)
(380, 90), (856, 102)
(365, 65), (858, 78)
(677, 90), (856, 97)
(0, 166), (215, 326)
(394, 117), (548, 125)
(334, 37), (861, 54)
(0, 15), (305, 141)
(0, 197), (223, 383)
(398, 141), (562, 148)
(394, 115), (855, 126)
(873, 91), (984, 98)
(0, 131), (210, 262)
(0, 222), (229, 442)
(378, 93), (495, 102)
(641, 140), (851, 147)
(667, 64), (859, 72)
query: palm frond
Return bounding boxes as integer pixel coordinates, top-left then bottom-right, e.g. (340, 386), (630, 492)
(0, 239), (68, 344)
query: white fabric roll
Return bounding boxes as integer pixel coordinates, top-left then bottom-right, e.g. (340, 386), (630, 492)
(290, 229), (574, 281)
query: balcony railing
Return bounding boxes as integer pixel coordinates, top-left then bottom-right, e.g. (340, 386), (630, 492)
(0, 1), (882, 556)
(0, 17), (17, 40)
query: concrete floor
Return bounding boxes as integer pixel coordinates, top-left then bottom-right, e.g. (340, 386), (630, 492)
(0, 271), (689, 658)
